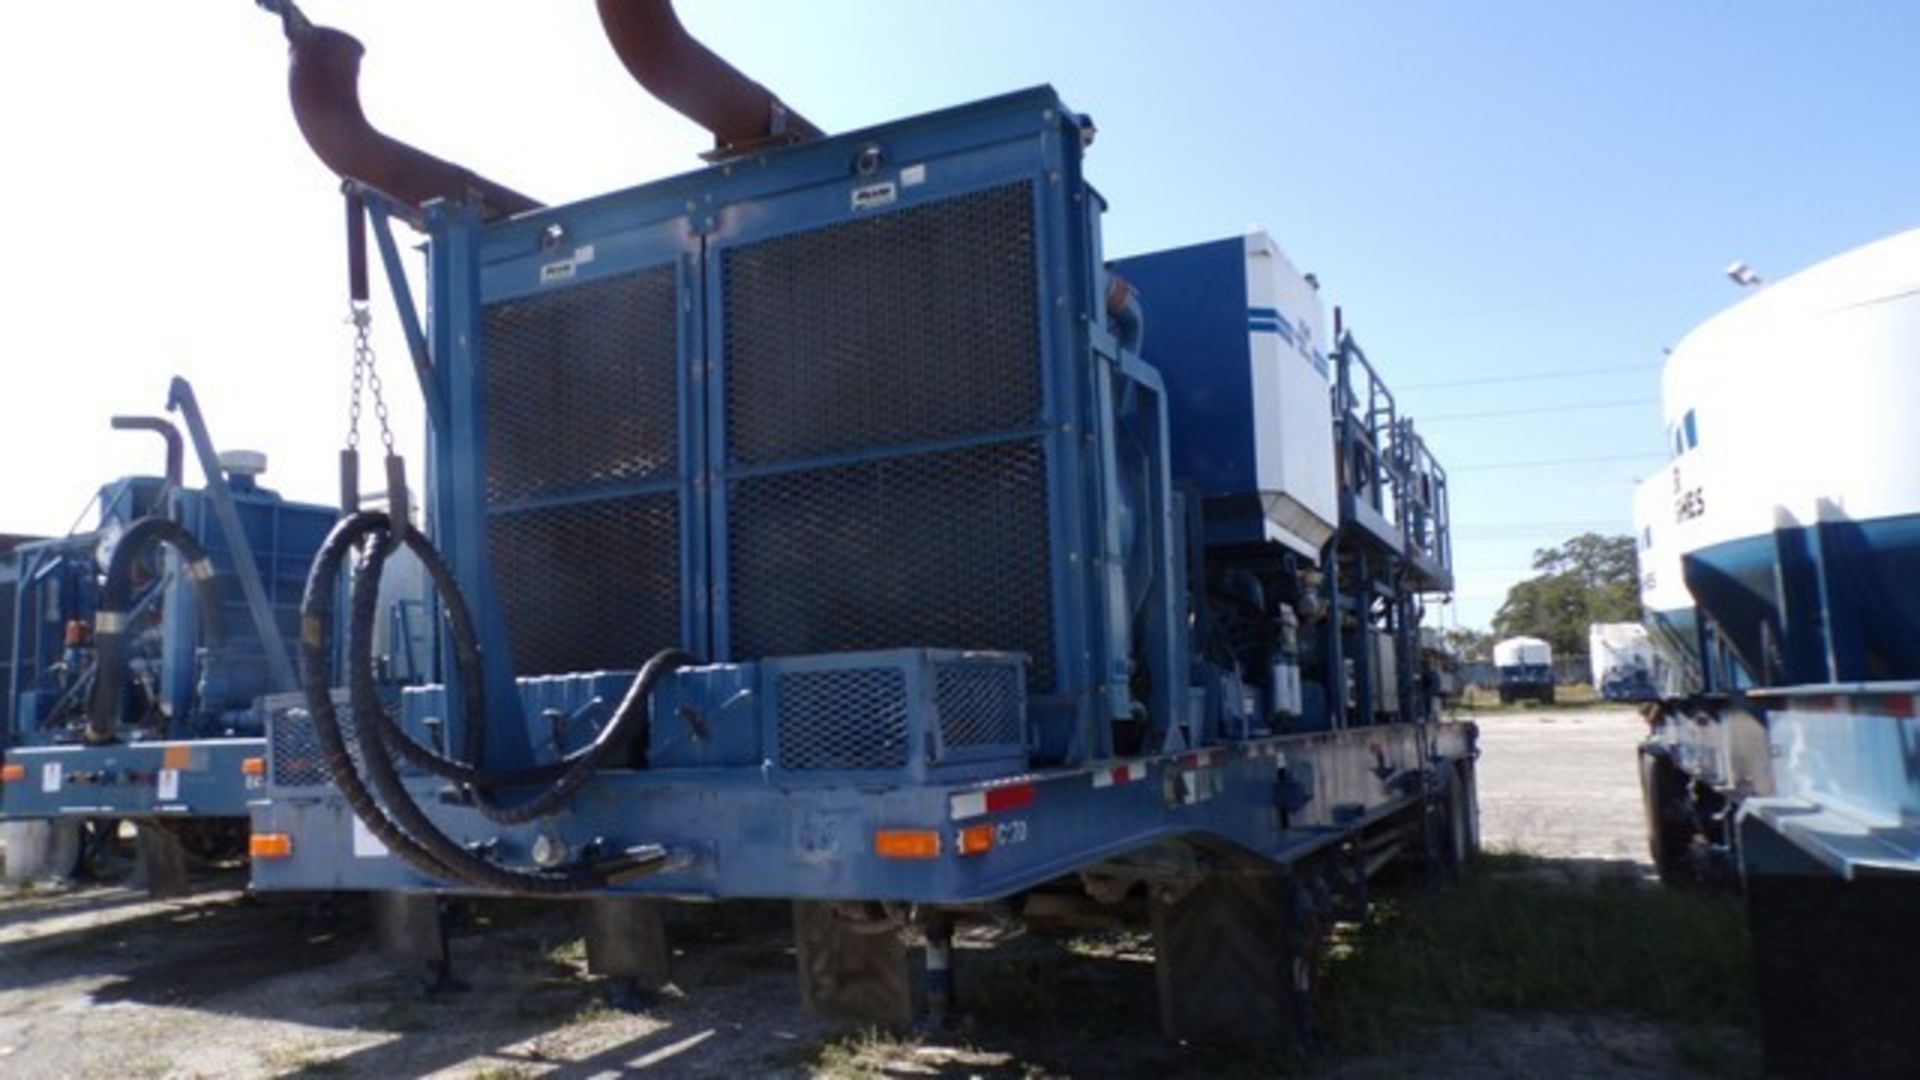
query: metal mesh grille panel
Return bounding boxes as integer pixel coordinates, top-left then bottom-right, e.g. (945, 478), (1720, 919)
(269, 703), (352, 789)
(777, 668), (909, 771)
(488, 493), (680, 677)
(728, 440), (1055, 690)
(721, 183), (1041, 466)
(934, 662), (1025, 750)
(481, 266), (680, 503)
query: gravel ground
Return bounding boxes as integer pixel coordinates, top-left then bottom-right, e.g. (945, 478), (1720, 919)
(1465, 705), (1654, 864)
(0, 705), (1744, 1078)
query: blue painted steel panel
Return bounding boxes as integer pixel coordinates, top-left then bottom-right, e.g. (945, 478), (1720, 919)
(1109, 238), (1256, 502)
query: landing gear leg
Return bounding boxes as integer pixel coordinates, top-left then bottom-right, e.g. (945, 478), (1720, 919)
(374, 891), (460, 994)
(584, 896), (670, 1011)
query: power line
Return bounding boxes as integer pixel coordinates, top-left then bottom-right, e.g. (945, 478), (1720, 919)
(1398, 361), (1662, 392)
(1449, 452), (1665, 473)
(1418, 396), (1658, 423)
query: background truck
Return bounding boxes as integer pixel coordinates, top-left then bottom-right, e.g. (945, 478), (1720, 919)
(1492, 635), (1554, 704)
(1588, 622), (1655, 702)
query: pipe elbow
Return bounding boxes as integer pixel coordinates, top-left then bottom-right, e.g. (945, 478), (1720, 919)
(286, 26), (541, 221)
(595, 0), (823, 156)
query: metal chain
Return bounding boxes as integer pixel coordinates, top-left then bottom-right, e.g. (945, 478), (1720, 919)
(346, 303), (396, 455)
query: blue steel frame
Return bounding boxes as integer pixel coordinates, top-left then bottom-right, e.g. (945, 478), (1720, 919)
(251, 86), (1475, 902)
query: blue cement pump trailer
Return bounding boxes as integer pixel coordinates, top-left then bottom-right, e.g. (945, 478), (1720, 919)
(1633, 228), (1920, 1078)
(245, 0), (1472, 1039)
(0, 380), (337, 892)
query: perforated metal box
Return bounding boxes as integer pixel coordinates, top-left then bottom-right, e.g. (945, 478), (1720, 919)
(766, 649), (1029, 783)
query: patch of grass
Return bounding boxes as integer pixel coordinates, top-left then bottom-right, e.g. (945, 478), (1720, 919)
(261, 1040), (348, 1076)
(1455, 684), (1622, 711)
(545, 936), (587, 969)
(811, 1028), (918, 1079)
(121, 1053), (177, 1079)
(568, 999), (624, 1027)
(1323, 854), (1754, 1053)
(469, 1066), (540, 1080)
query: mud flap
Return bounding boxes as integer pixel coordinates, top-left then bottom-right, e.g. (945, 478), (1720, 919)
(793, 901), (915, 1028)
(584, 896), (670, 994)
(1150, 857), (1313, 1045)
(133, 822), (191, 898)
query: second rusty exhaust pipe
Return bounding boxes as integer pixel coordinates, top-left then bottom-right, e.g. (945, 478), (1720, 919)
(595, 0), (823, 158)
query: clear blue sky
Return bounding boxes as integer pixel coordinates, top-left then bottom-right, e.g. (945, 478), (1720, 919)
(2, 1), (1915, 628)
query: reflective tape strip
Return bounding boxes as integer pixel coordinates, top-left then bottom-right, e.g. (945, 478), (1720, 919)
(949, 791), (988, 821)
(1092, 761), (1150, 788)
(94, 610), (126, 634)
(1179, 749), (1223, 770)
(186, 558), (217, 583)
(948, 781), (1036, 821)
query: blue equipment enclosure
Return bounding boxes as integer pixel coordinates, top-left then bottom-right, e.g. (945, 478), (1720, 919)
(3, 443), (335, 824)
(256, 85), (1471, 904)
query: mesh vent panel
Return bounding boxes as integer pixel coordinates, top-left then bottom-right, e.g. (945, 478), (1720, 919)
(728, 441), (1055, 690)
(481, 267), (679, 504)
(934, 662), (1025, 750)
(270, 703), (351, 789)
(777, 668), (909, 770)
(721, 183), (1041, 466)
(488, 493), (680, 677)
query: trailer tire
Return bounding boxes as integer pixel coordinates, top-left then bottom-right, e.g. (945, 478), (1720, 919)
(1639, 749), (1694, 887)
(1150, 854), (1323, 1047)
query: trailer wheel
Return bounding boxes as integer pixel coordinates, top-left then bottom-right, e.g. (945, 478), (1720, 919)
(1638, 749), (1695, 887)
(1423, 762), (1478, 880)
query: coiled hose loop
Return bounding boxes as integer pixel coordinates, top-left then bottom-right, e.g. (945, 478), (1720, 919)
(87, 516), (224, 744)
(301, 511), (678, 893)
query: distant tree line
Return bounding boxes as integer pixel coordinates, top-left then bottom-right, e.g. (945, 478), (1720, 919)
(1486, 532), (1641, 656)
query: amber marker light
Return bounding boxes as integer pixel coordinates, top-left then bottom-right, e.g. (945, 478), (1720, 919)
(873, 829), (941, 860)
(955, 823), (995, 856)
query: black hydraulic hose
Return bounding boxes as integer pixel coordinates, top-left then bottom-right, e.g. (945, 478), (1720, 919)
(347, 526), (698, 818)
(339, 519), (692, 822)
(87, 516), (224, 744)
(300, 512), (464, 884)
(300, 511), (674, 894)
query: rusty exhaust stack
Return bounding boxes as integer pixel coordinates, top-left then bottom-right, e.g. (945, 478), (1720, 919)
(261, 1), (540, 221)
(595, 0), (823, 157)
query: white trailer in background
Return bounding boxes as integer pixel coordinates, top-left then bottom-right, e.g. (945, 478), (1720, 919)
(1491, 635), (1553, 704)
(1588, 622), (1654, 701)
